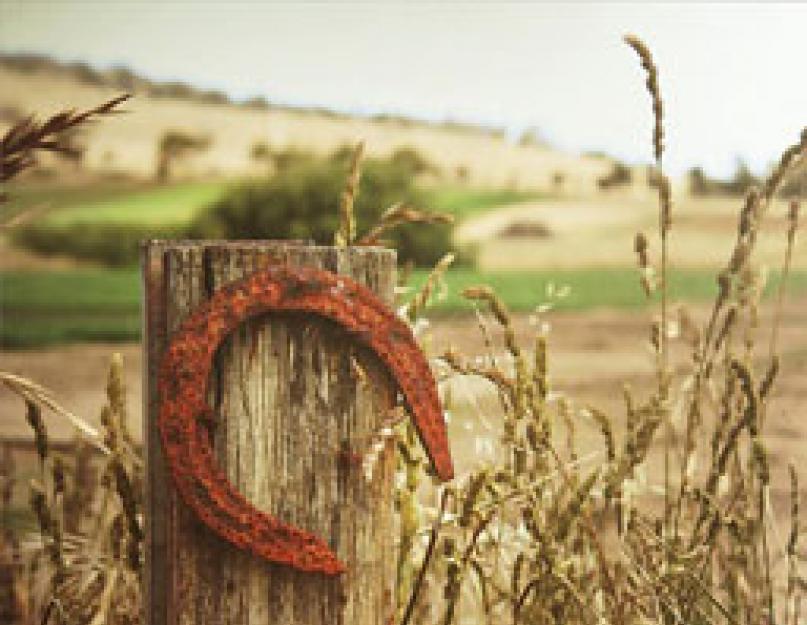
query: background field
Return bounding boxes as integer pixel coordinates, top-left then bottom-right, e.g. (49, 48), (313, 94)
(2, 178), (544, 227)
(5, 266), (807, 349)
(3, 172), (803, 349)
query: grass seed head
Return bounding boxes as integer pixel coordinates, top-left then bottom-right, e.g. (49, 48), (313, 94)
(335, 140), (364, 247)
(25, 400), (48, 465)
(624, 34), (664, 163)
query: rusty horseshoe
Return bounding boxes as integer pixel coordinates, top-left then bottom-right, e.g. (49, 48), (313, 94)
(158, 265), (454, 576)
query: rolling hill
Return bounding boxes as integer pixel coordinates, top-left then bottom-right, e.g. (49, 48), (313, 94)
(0, 53), (617, 193)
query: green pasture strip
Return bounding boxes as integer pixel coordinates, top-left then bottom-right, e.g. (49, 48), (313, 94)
(3, 268), (806, 348)
(1, 268), (142, 348)
(4, 180), (538, 229)
(38, 180), (230, 226)
(408, 267), (807, 313)
(425, 186), (546, 220)
(1, 268), (141, 312)
(2, 314), (141, 349)
(2, 180), (144, 223)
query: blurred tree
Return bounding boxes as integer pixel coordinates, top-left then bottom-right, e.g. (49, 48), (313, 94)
(597, 162), (632, 190)
(389, 146), (436, 176)
(154, 130), (210, 183)
(108, 66), (139, 91)
(271, 147), (316, 173)
(725, 159), (758, 195)
(552, 171), (566, 193)
(250, 141), (272, 163)
(243, 95), (270, 110)
(518, 126), (549, 148)
(688, 160), (761, 197)
(688, 166), (710, 196)
(189, 156), (456, 267)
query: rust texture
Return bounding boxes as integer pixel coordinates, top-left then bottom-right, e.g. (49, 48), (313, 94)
(157, 264), (454, 577)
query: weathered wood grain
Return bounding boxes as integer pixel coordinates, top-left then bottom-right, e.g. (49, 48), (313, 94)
(143, 241), (397, 625)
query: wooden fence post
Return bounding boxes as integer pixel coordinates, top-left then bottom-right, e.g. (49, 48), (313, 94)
(142, 241), (398, 625)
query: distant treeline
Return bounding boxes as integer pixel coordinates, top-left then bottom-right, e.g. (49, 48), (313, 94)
(689, 160), (807, 198)
(0, 53), (506, 139)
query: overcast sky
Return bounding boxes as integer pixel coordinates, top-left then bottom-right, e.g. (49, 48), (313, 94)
(1, 1), (805, 177)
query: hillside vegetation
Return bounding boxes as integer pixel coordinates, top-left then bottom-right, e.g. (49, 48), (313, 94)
(0, 54), (615, 192)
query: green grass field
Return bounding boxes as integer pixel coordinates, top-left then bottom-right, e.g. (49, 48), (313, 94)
(3, 179), (538, 229)
(425, 186), (545, 220)
(4, 181), (801, 348)
(1, 268), (141, 347)
(4, 180), (231, 227)
(409, 267), (807, 312)
(4, 179), (547, 267)
(4, 267), (805, 348)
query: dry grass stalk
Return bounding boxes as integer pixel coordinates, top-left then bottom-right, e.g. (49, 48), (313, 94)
(392, 35), (806, 625)
(786, 465), (801, 625)
(334, 139), (364, 247)
(625, 34), (676, 534)
(633, 231), (656, 297)
(401, 488), (452, 625)
(7, 356), (142, 625)
(623, 35), (664, 163)
(1, 372), (111, 457)
(0, 94), (130, 192)
(768, 201), (799, 366)
(405, 252), (454, 322)
(357, 202), (453, 246)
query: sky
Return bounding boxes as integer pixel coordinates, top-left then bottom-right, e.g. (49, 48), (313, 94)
(1, 1), (805, 177)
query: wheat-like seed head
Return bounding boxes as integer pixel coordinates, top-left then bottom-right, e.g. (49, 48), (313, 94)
(624, 34), (664, 163)
(335, 140), (365, 247)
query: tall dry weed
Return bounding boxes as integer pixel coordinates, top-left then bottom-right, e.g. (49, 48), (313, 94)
(394, 35), (806, 625)
(2, 356), (142, 625)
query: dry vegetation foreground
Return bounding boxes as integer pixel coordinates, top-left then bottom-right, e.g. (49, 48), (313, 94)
(3, 297), (804, 507)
